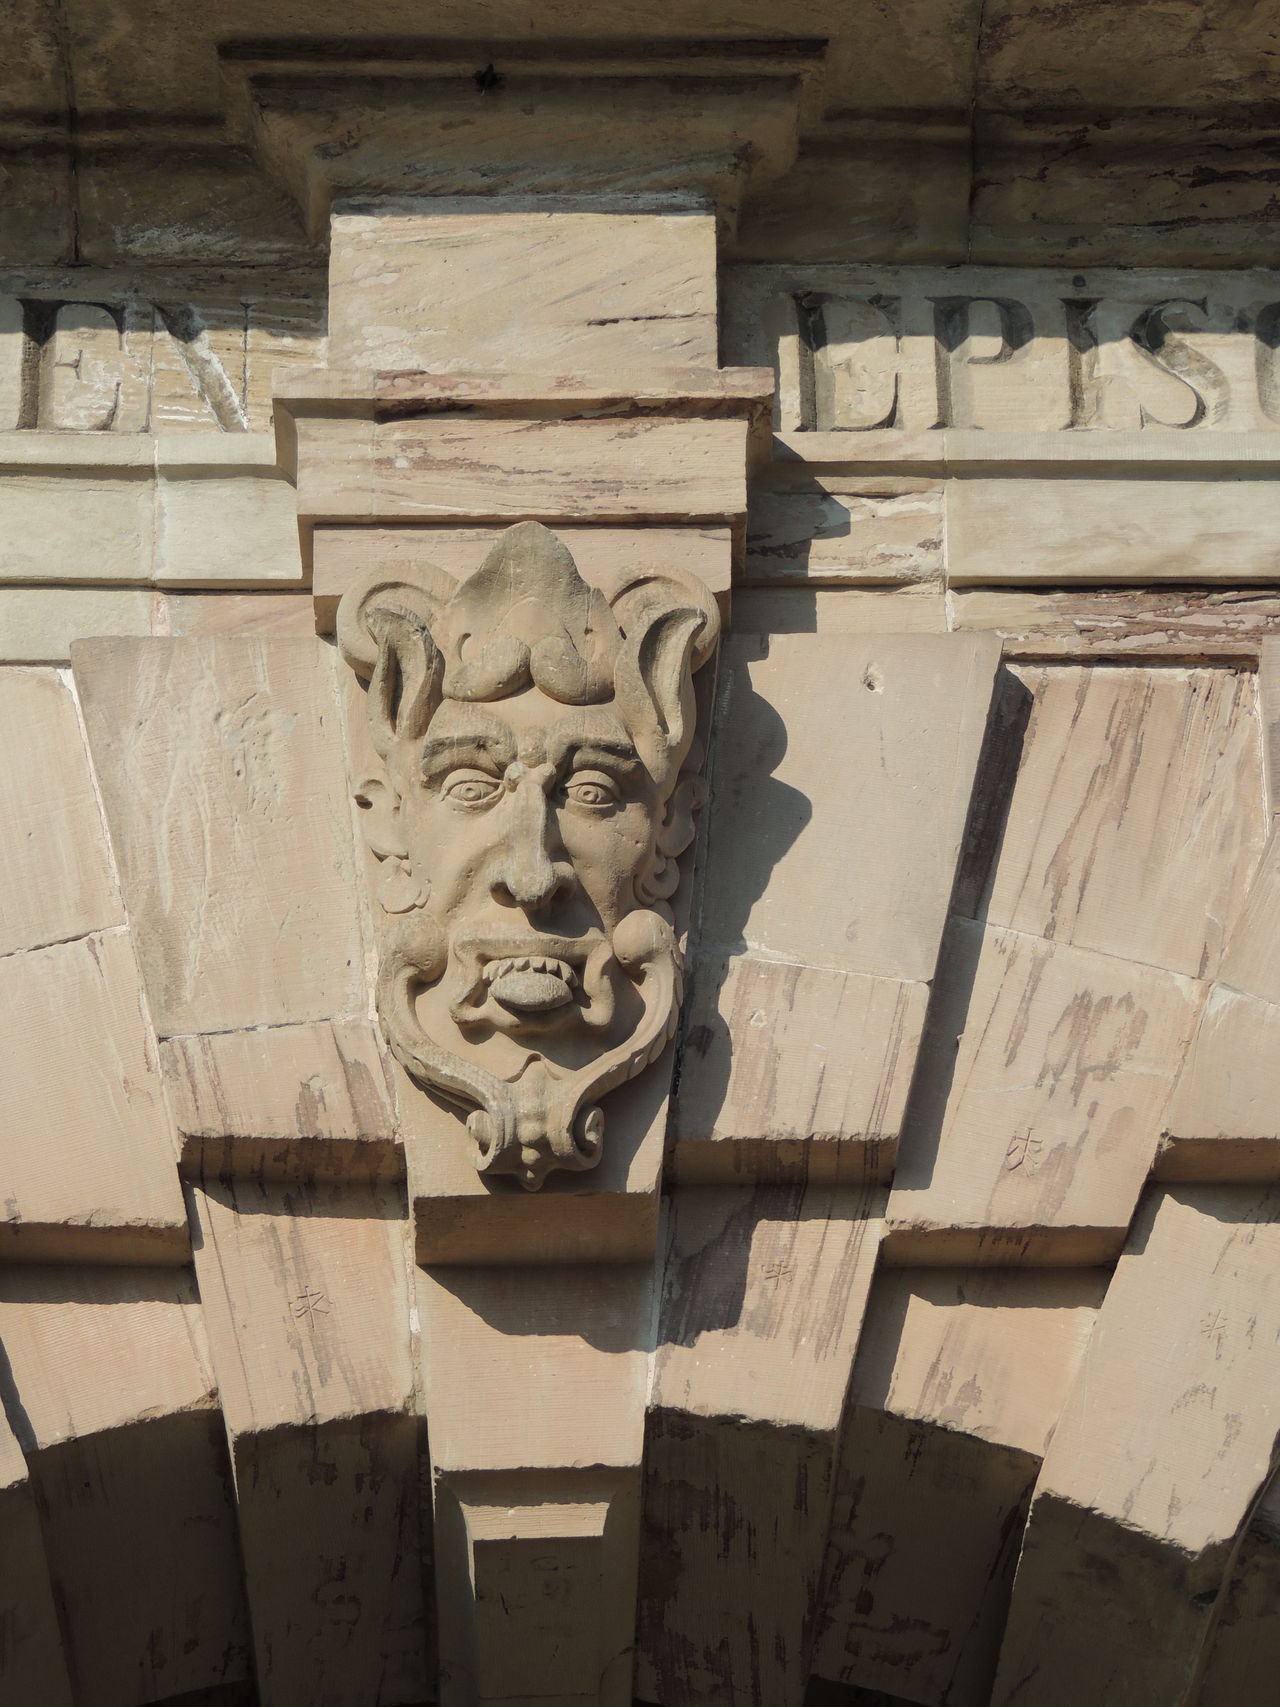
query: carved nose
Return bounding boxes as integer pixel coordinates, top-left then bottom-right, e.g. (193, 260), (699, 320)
(490, 768), (573, 911)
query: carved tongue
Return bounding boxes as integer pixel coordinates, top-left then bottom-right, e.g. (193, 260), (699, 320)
(490, 969), (573, 1011)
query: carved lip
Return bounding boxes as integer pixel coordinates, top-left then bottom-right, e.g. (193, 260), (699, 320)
(450, 929), (613, 1023)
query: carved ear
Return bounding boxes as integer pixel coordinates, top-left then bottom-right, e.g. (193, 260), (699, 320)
(353, 775), (429, 914)
(614, 606), (706, 785)
(336, 566), (456, 761)
(610, 571), (719, 780)
(364, 599), (444, 759)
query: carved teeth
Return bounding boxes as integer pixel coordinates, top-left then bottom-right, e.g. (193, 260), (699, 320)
(482, 954), (578, 988)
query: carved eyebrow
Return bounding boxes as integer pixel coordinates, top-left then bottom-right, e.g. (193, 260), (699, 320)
(556, 738), (646, 777)
(419, 730), (514, 782)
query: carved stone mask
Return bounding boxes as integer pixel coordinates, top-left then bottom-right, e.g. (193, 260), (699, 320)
(337, 521), (719, 1189)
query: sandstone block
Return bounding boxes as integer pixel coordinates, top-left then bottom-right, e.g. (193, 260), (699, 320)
(0, 588), (152, 662)
(154, 461), (303, 587)
(948, 475), (1280, 584)
(0, 468), (153, 583)
(0, 1266), (248, 1705)
(328, 199), (717, 376)
(0, 1408), (72, 1706)
(672, 953), (926, 1183)
(294, 414), (749, 529)
(419, 1263), (653, 1707)
(1159, 986), (1280, 1176)
(155, 590), (317, 639)
(639, 1187), (882, 1707)
(0, 667), (123, 955)
(813, 1268), (1103, 1706)
(190, 1180), (427, 1706)
(887, 918), (1202, 1263)
(73, 637), (367, 1036)
(816, 1410), (1039, 1707)
(1216, 824), (1280, 1004)
(743, 483), (943, 586)
(0, 930), (187, 1262)
(161, 1022), (398, 1181)
(699, 632), (1001, 982)
(949, 586), (1280, 662)
(992, 1185), (1280, 1706)
(968, 663), (1266, 981)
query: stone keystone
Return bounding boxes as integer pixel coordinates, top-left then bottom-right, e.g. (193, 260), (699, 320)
(337, 519), (719, 1189)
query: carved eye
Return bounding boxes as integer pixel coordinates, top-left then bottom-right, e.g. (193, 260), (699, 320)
(564, 774), (619, 810)
(442, 772), (502, 807)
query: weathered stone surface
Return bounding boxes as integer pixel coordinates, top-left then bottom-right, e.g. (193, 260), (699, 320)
(155, 590), (317, 638)
(812, 1269), (1102, 1706)
(0, 930), (187, 1261)
(992, 1185), (1280, 1706)
(888, 917), (1202, 1262)
(295, 414), (749, 527)
(0, 587), (153, 661)
(0, 463), (154, 582)
(0, 435), (303, 587)
(74, 636), (366, 1037)
(817, 1411), (1039, 1706)
(699, 632), (1001, 982)
(731, 585), (948, 633)
(1193, 1479), (1280, 1706)
(678, 631), (996, 1185)
(0, 1406), (72, 1706)
(1262, 637), (1280, 818)
(948, 476), (1280, 585)
(743, 483), (943, 586)
(1159, 827), (1280, 1177)
(328, 199), (717, 375)
(847, 1267), (1106, 1459)
(0, 1266), (249, 1705)
(0, 667), (123, 955)
(190, 1179), (428, 1707)
(672, 954), (926, 1184)
(971, 119), (1280, 269)
(967, 664), (1266, 982)
(420, 1262), (652, 1707)
(950, 586), (1280, 660)
(639, 1187), (882, 1707)
(161, 1021), (398, 1180)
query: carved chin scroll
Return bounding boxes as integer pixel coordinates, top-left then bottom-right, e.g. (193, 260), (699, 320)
(336, 521), (719, 1190)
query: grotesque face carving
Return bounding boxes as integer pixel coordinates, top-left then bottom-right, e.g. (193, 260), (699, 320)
(337, 522), (718, 1189)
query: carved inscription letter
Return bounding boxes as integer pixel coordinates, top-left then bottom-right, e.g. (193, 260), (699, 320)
(337, 522), (718, 1189)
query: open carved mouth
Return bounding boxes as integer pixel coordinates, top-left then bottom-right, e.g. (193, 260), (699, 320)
(481, 954), (580, 1012)
(447, 929), (616, 1031)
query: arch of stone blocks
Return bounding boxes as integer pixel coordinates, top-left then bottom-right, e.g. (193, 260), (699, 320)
(5, 9), (1280, 1707)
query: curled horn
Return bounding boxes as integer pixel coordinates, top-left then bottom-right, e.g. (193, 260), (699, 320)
(336, 564), (458, 761)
